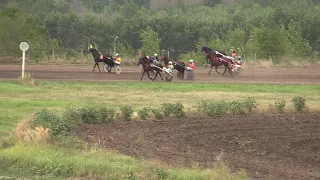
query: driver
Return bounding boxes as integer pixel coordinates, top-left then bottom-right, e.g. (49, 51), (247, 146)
(187, 59), (195, 71)
(115, 53), (121, 64)
(167, 61), (174, 73)
(236, 56), (243, 65)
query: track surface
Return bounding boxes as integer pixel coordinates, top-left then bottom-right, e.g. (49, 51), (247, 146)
(0, 64), (319, 84)
(73, 113), (320, 180)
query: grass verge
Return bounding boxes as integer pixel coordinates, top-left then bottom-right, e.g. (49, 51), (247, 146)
(0, 143), (248, 180)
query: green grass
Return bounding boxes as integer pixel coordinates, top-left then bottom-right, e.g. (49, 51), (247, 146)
(1, 80), (319, 135)
(0, 143), (248, 180)
(0, 80), (319, 179)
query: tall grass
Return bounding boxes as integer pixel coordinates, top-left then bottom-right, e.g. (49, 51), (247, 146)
(0, 143), (248, 179)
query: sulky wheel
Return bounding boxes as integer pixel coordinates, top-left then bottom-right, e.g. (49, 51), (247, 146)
(115, 65), (121, 74)
(103, 64), (109, 72)
(165, 73), (173, 82)
(187, 70), (194, 80)
(232, 67), (241, 77)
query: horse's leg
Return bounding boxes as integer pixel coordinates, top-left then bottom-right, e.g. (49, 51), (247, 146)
(221, 65), (227, 76)
(205, 59), (208, 68)
(93, 62), (98, 72)
(147, 71), (153, 80)
(182, 69), (185, 79)
(152, 71), (159, 81)
(108, 65), (111, 73)
(140, 71), (145, 81)
(158, 71), (164, 81)
(209, 66), (213, 75)
(215, 66), (221, 74)
(97, 63), (101, 72)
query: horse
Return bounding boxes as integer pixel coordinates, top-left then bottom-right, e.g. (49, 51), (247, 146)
(201, 46), (233, 76)
(160, 55), (186, 79)
(137, 56), (164, 81)
(88, 47), (114, 73)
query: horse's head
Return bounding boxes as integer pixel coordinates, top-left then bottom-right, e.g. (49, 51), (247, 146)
(88, 47), (100, 57)
(201, 45), (213, 53)
(141, 51), (147, 58)
(201, 46), (207, 52)
(137, 58), (145, 66)
(160, 55), (167, 61)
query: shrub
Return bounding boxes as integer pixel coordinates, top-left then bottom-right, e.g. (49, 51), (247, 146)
(120, 105), (134, 120)
(228, 100), (246, 115)
(96, 107), (115, 123)
(243, 97), (258, 113)
(151, 108), (163, 120)
(161, 102), (185, 118)
(291, 96), (306, 112)
(33, 109), (71, 138)
(80, 107), (99, 124)
(78, 107), (115, 124)
(138, 107), (152, 120)
(62, 108), (83, 123)
(274, 99), (286, 113)
(197, 101), (229, 116)
(196, 100), (209, 115)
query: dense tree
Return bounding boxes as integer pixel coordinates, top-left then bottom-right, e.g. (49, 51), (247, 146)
(1, 0), (320, 62)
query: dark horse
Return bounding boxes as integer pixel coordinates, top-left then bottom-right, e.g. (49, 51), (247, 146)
(88, 47), (114, 73)
(201, 46), (233, 76)
(137, 55), (164, 81)
(160, 55), (186, 79)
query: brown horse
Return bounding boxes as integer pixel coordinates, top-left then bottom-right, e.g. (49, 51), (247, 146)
(137, 56), (164, 81)
(160, 55), (186, 79)
(201, 46), (233, 76)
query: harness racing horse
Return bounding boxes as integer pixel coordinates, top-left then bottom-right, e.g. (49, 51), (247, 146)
(88, 47), (114, 73)
(201, 46), (233, 76)
(160, 55), (186, 79)
(137, 56), (164, 81)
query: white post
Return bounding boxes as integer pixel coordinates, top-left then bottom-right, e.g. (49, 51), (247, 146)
(20, 42), (29, 79)
(22, 51), (26, 78)
(114, 36), (118, 55)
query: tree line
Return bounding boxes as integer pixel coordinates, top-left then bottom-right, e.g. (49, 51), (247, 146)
(0, 0), (320, 62)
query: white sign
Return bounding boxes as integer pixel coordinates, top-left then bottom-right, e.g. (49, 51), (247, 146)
(20, 42), (29, 79)
(20, 42), (29, 52)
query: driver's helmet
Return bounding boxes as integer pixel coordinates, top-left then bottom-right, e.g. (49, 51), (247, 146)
(168, 61), (172, 64)
(238, 56), (241, 59)
(189, 59), (193, 63)
(154, 53), (158, 57)
(116, 53), (120, 56)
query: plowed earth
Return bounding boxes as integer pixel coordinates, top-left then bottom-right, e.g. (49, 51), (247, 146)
(73, 113), (320, 180)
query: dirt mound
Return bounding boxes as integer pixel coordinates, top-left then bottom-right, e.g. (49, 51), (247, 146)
(73, 113), (320, 180)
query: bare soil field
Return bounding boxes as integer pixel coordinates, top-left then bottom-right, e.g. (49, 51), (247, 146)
(73, 113), (320, 180)
(0, 64), (319, 84)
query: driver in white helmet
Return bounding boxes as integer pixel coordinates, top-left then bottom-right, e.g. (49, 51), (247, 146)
(152, 53), (159, 64)
(166, 61), (174, 73)
(187, 59), (195, 71)
(115, 53), (121, 64)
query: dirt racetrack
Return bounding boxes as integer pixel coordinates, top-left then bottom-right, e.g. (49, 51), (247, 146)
(73, 113), (320, 180)
(0, 64), (319, 84)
